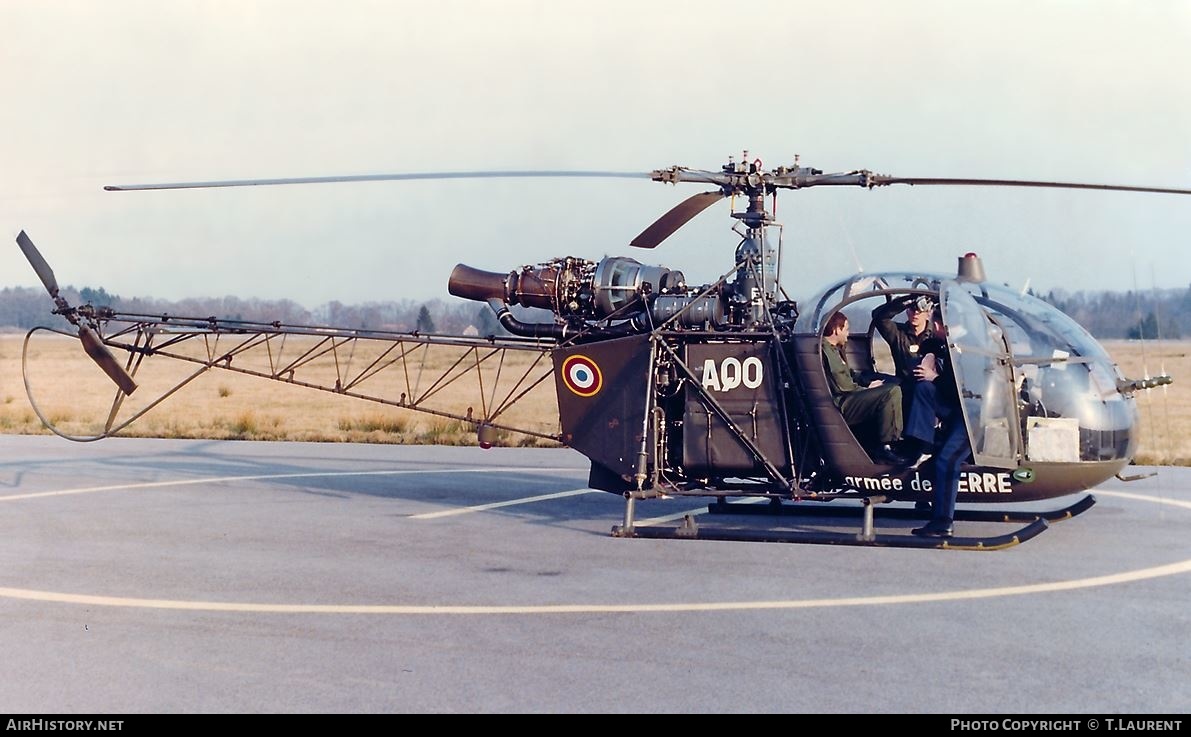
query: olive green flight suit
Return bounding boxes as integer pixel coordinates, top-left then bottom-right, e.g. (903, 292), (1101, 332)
(822, 338), (903, 444)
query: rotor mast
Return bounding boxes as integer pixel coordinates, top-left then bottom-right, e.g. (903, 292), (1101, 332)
(654, 152), (799, 322)
(725, 153), (782, 323)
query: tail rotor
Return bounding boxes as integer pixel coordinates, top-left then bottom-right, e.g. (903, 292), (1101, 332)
(15, 231), (137, 395)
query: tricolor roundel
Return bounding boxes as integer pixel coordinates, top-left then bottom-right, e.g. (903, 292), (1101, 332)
(561, 354), (603, 397)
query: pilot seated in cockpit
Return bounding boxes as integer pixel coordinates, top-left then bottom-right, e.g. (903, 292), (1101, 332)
(822, 311), (910, 466)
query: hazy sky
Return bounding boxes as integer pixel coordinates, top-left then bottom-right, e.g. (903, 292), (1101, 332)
(2, 0), (1189, 308)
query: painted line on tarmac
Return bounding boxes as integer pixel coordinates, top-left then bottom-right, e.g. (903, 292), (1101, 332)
(411, 488), (601, 518)
(413, 489), (766, 525)
(635, 496), (769, 526)
(1095, 489), (1191, 511)
(414, 492), (767, 528)
(0, 467), (584, 503)
(0, 481), (1187, 615)
(413, 490), (767, 523)
(0, 559), (1188, 614)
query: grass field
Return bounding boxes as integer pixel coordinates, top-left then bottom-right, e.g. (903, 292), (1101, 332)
(1, 332), (561, 447)
(0, 333), (1186, 464)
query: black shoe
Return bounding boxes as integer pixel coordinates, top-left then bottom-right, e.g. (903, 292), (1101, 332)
(873, 443), (911, 466)
(912, 519), (954, 538)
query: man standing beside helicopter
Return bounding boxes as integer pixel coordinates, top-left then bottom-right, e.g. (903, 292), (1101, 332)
(872, 294), (936, 386)
(903, 308), (971, 539)
(822, 312), (909, 466)
(874, 294), (940, 479)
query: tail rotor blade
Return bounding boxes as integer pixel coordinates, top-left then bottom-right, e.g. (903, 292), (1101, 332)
(16, 230), (59, 298)
(78, 326), (138, 395)
(630, 191), (724, 249)
(15, 231), (136, 394)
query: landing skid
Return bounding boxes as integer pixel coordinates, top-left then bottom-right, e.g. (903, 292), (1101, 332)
(609, 494), (1094, 551)
(707, 492), (1096, 523)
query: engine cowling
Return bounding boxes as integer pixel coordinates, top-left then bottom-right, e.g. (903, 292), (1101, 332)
(449, 256), (685, 321)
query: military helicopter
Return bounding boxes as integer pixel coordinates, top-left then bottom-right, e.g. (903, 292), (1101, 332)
(15, 153), (1189, 549)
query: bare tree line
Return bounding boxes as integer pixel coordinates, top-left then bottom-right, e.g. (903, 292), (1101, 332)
(0, 285), (508, 336)
(1040, 286), (1189, 339)
(2, 283), (1189, 340)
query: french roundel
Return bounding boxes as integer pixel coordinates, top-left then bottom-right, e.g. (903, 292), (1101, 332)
(562, 355), (603, 397)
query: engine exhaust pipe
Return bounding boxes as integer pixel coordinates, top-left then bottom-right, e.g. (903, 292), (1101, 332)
(448, 264), (512, 303)
(449, 263), (569, 313)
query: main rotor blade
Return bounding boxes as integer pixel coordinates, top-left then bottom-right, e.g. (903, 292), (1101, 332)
(104, 170), (651, 192)
(16, 230), (59, 298)
(867, 175), (1191, 196)
(78, 326), (138, 395)
(650, 166), (1191, 197)
(630, 191), (725, 249)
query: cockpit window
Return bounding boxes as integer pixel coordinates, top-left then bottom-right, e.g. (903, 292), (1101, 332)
(795, 273), (1137, 464)
(795, 272), (945, 335)
(960, 281), (1135, 463)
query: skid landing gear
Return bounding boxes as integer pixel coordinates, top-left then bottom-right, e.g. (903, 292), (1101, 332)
(611, 494), (1095, 551)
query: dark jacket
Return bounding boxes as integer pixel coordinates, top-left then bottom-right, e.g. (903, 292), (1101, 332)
(872, 300), (934, 383)
(917, 336), (959, 405)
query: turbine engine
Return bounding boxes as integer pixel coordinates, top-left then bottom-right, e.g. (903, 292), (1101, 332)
(449, 256), (687, 320)
(449, 254), (784, 337)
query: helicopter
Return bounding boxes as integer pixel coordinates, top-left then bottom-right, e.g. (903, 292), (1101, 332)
(14, 153), (1189, 550)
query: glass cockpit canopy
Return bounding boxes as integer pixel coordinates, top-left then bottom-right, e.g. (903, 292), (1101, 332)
(795, 270), (1136, 464)
(793, 270), (1113, 366)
